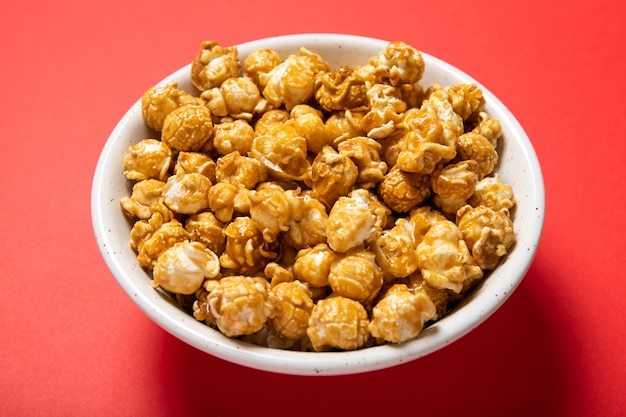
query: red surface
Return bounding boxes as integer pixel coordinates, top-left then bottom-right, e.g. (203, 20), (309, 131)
(1, 0), (625, 415)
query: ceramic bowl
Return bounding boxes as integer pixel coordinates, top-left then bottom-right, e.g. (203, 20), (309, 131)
(92, 33), (545, 376)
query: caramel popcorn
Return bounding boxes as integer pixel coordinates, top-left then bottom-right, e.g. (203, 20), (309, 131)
(121, 40), (518, 351)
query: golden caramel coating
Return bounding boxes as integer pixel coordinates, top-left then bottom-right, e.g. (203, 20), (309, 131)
(307, 296), (370, 351)
(207, 181), (240, 223)
(243, 48), (282, 87)
(137, 218), (189, 269)
(402, 271), (449, 320)
(457, 205), (516, 270)
(261, 48), (329, 110)
(325, 110), (365, 145)
(215, 151), (268, 189)
(250, 123), (310, 182)
(416, 220), (483, 294)
(248, 185), (291, 242)
(129, 204), (173, 251)
(378, 166), (431, 213)
(268, 281), (314, 340)
(308, 145), (358, 208)
(162, 172), (211, 215)
(361, 83), (406, 139)
(431, 160), (480, 214)
(195, 276), (275, 337)
(190, 40), (240, 91)
(314, 65), (368, 112)
(326, 189), (390, 253)
(469, 174), (516, 212)
(173, 151), (216, 182)
(161, 105), (214, 152)
(202, 77), (267, 120)
(456, 132), (498, 179)
(152, 240), (220, 295)
(472, 111), (502, 148)
(141, 82), (202, 131)
(293, 243), (339, 288)
(120, 179), (166, 219)
(290, 104), (331, 154)
(328, 248), (383, 304)
(372, 218), (419, 279)
(408, 206), (448, 246)
(377, 128), (405, 167)
(370, 41), (425, 86)
(282, 190), (328, 249)
(396, 92), (460, 174)
(212, 119), (255, 156)
(185, 212), (226, 255)
(219, 216), (276, 275)
(123, 139), (172, 182)
(264, 262), (294, 288)
(254, 109), (290, 135)
(444, 83), (485, 121)
(368, 284), (436, 343)
(337, 136), (388, 189)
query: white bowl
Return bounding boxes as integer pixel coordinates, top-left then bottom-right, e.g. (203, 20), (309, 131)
(92, 33), (545, 376)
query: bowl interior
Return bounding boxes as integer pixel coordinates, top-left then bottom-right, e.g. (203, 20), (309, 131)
(92, 33), (545, 376)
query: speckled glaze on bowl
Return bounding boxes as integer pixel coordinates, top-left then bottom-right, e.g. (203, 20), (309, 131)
(91, 33), (545, 376)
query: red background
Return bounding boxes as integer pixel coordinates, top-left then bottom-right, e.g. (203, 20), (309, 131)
(2, 0), (625, 415)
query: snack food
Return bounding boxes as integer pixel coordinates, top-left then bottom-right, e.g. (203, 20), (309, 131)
(120, 40), (516, 351)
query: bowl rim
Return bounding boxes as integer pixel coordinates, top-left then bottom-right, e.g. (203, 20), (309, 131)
(91, 33), (545, 376)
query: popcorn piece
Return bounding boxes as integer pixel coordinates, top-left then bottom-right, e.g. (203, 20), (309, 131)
(185, 211), (226, 255)
(207, 181), (249, 223)
(431, 160), (480, 214)
(378, 166), (430, 213)
(472, 111), (502, 148)
(314, 65), (368, 112)
(195, 276), (275, 337)
(261, 48), (330, 110)
(202, 76), (267, 120)
(469, 174), (516, 212)
(395, 90), (462, 174)
(307, 296), (370, 351)
(416, 220), (483, 294)
(152, 240), (220, 295)
(212, 119), (255, 156)
(243, 48), (282, 87)
(370, 41), (425, 86)
(402, 271), (449, 320)
(120, 179), (166, 219)
(308, 145), (358, 208)
(250, 123), (310, 182)
(290, 104), (331, 154)
(325, 110), (365, 145)
(444, 83), (485, 122)
(328, 248), (383, 304)
(161, 105), (214, 152)
(215, 151), (268, 189)
(268, 281), (314, 340)
(326, 189), (390, 253)
(123, 139), (172, 182)
(456, 132), (498, 179)
(337, 136), (388, 189)
(137, 218), (189, 269)
(292, 243), (339, 288)
(129, 203), (173, 251)
(264, 262), (294, 288)
(282, 190), (328, 250)
(190, 41), (240, 91)
(219, 216), (276, 275)
(162, 172), (211, 215)
(254, 109), (290, 135)
(372, 218), (419, 279)
(368, 284), (436, 344)
(408, 206), (447, 246)
(248, 185), (291, 242)
(360, 83), (406, 139)
(173, 151), (216, 182)
(141, 82), (202, 131)
(457, 205), (516, 270)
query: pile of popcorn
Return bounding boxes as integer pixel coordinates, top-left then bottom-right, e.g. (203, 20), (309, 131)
(120, 40), (516, 351)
